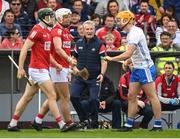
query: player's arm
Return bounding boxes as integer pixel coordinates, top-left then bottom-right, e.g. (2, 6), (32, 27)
(53, 37), (76, 66)
(50, 54), (62, 71)
(107, 44), (136, 62)
(97, 44), (107, 82)
(18, 39), (34, 79)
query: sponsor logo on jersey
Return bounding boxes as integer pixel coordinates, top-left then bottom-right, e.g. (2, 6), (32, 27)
(62, 41), (71, 48)
(44, 41), (51, 51)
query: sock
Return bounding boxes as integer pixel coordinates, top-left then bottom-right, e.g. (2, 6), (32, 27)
(124, 117), (134, 128)
(9, 115), (20, 127)
(154, 119), (162, 127)
(66, 119), (73, 126)
(35, 113), (44, 124)
(56, 116), (65, 129)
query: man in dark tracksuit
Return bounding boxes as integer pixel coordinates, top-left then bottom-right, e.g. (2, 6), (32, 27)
(70, 20), (107, 128)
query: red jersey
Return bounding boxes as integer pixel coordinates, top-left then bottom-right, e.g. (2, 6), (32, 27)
(28, 24), (51, 69)
(119, 72), (130, 100)
(95, 27), (121, 49)
(50, 24), (73, 68)
(155, 74), (180, 98)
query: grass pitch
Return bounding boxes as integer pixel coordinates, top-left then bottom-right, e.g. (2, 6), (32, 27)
(0, 129), (180, 138)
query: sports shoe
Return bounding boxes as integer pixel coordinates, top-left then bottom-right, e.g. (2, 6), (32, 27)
(116, 126), (133, 132)
(61, 122), (77, 132)
(149, 126), (163, 132)
(76, 121), (89, 129)
(7, 125), (20, 132)
(32, 120), (42, 131)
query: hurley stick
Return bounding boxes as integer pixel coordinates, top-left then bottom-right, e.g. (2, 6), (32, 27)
(8, 55), (32, 86)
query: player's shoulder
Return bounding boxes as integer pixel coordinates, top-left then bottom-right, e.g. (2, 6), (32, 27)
(131, 26), (143, 33)
(32, 24), (47, 34)
(51, 24), (63, 34)
(129, 26), (144, 40)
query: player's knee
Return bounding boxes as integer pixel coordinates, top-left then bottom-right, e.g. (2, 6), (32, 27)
(128, 93), (136, 101)
(48, 92), (57, 100)
(60, 92), (70, 101)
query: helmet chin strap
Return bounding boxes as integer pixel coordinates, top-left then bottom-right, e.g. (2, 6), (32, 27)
(55, 18), (69, 28)
(41, 16), (53, 27)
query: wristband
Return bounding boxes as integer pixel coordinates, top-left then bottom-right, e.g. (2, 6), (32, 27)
(100, 73), (104, 77)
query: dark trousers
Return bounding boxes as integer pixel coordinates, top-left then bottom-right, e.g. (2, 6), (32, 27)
(70, 77), (100, 126)
(121, 100), (153, 128)
(81, 99), (121, 129)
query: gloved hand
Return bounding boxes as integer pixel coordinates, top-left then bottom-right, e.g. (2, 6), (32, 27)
(169, 98), (179, 106)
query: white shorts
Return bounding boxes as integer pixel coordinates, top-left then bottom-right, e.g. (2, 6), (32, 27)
(49, 67), (70, 83)
(29, 68), (50, 85)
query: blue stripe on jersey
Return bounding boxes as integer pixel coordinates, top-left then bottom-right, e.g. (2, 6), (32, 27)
(138, 42), (150, 67)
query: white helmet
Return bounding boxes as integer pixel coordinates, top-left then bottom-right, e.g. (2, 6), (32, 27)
(55, 8), (72, 21)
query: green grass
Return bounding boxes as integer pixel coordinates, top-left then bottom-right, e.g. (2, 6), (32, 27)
(0, 129), (180, 138)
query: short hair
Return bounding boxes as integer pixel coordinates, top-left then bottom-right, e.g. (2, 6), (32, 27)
(73, 0), (82, 5)
(47, 0), (57, 2)
(160, 31), (171, 38)
(83, 20), (95, 28)
(103, 14), (114, 25)
(10, 0), (22, 4)
(104, 14), (114, 20)
(140, 0), (149, 4)
(164, 61), (175, 69)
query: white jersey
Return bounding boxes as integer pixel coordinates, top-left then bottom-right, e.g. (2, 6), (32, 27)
(127, 26), (154, 68)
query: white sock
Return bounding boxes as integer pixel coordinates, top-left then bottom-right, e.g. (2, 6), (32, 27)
(58, 120), (66, 129)
(9, 119), (18, 127)
(35, 116), (43, 124)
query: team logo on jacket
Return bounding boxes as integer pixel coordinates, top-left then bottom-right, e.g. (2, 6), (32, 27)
(91, 48), (96, 51)
(78, 46), (83, 50)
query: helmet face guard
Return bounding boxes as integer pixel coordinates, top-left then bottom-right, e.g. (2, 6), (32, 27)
(116, 11), (135, 30)
(38, 8), (55, 27)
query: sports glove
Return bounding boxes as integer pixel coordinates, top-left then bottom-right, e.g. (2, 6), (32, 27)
(169, 98), (179, 106)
